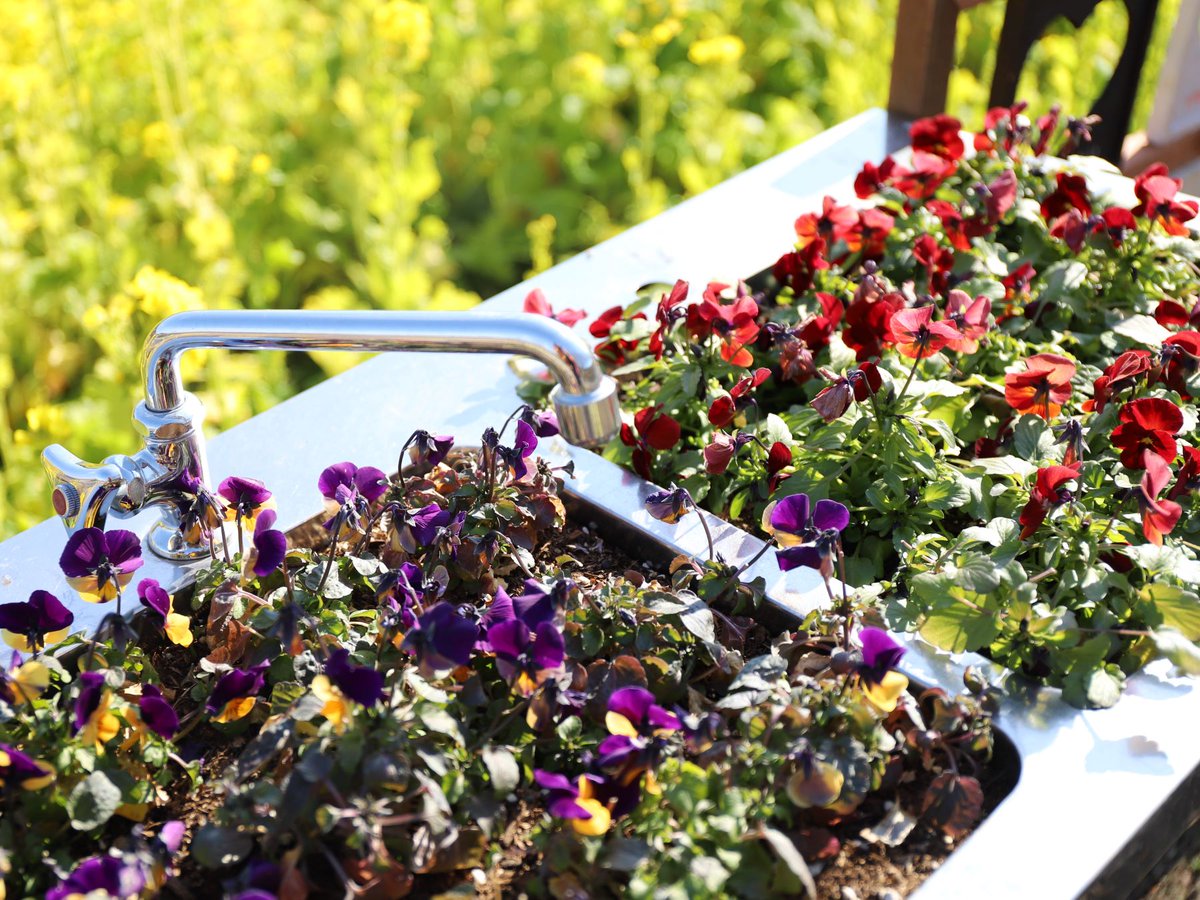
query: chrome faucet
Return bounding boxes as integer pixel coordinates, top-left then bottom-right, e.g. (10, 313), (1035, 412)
(43, 310), (622, 560)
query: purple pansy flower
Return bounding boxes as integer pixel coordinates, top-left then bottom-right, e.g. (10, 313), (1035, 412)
(73, 670), (107, 734)
(402, 603), (478, 676)
(409, 430), (455, 467)
(324, 648), (385, 707)
(534, 770), (614, 835)
(138, 684), (179, 740)
(765, 493), (849, 577)
(176, 471), (227, 545)
(510, 578), (573, 630)
(252, 510), (288, 577)
(318, 462), (389, 533)
(59, 527), (144, 603)
(598, 686), (681, 783)
(0, 742), (54, 790)
(0, 589), (73, 652)
(507, 419), (539, 480)
(857, 628), (906, 687)
(136, 578), (193, 647)
(391, 502), (463, 554)
(522, 408), (560, 438)
(644, 486), (693, 524)
(206, 663), (268, 723)
(47, 855), (146, 900)
(487, 619), (566, 696)
(217, 476), (273, 524)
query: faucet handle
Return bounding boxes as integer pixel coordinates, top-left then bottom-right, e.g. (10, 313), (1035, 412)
(41, 445), (129, 533)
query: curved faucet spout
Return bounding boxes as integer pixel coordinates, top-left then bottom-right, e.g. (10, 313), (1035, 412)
(46, 309), (622, 560)
(142, 310), (608, 412)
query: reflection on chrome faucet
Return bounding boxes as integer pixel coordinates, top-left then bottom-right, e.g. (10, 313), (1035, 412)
(42, 310), (621, 560)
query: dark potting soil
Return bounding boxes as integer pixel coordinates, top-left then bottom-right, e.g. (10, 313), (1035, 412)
(144, 513), (1007, 900)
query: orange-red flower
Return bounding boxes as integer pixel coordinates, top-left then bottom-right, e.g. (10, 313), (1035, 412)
(910, 113), (965, 161)
(1004, 354), (1076, 420)
(1039, 172), (1091, 221)
(1018, 462), (1081, 539)
(888, 306), (961, 359)
(794, 196), (858, 250)
(1138, 451), (1182, 545)
(845, 207), (895, 260)
(1111, 398), (1182, 470)
(620, 406), (681, 480)
(1132, 163), (1199, 236)
(688, 283), (761, 367)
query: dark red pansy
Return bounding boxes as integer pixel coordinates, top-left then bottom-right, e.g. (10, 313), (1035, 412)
(854, 156), (897, 199)
(797, 293), (845, 351)
(910, 113), (965, 161)
(843, 290), (906, 361)
(767, 441), (793, 493)
(1040, 172), (1092, 221)
(1031, 105), (1061, 155)
(891, 151), (957, 201)
(772, 238), (831, 295)
(1097, 207), (1137, 246)
(846, 207), (895, 261)
(1168, 446), (1200, 501)
(648, 279), (690, 360)
(1049, 209), (1089, 253)
(1155, 298), (1200, 330)
(1111, 398), (1183, 470)
(1018, 463), (1082, 539)
(912, 234), (954, 295)
(590, 304), (646, 365)
(1159, 331), (1200, 397)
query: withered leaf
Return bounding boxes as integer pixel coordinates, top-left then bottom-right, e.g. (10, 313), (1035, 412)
(921, 772), (984, 839)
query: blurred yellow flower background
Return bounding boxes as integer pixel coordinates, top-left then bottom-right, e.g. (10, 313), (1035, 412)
(0, 0), (1178, 537)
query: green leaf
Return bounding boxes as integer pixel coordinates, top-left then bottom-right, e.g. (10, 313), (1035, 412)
(1112, 314), (1172, 347)
(676, 591), (716, 643)
(1012, 415), (1053, 461)
(481, 746), (520, 795)
(919, 602), (1000, 653)
(967, 456), (1037, 479)
(1152, 630), (1200, 675)
(923, 476), (971, 511)
(1063, 666), (1124, 709)
(67, 770), (122, 831)
(948, 554), (1002, 594)
(1138, 584), (1200, 640)
(757, 827), (817, 899)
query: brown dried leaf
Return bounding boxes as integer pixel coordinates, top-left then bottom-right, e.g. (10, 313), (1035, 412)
(921, 772), (983, 839)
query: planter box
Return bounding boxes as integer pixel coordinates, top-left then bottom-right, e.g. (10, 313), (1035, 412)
(2, 108), (1197, 898)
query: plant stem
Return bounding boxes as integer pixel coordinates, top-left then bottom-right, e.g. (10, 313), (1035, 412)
(694, 505), (717, 563)
(895, 353), (923, 408)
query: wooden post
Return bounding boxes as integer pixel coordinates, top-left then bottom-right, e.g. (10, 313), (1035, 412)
(888, 0), (962, 120)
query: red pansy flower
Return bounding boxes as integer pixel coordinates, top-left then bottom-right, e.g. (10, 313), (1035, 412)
(1132, 163), (1199, 236)
(1040, 173), (1092, 221)
(888, 306), (961, 359)
(773, 238), (831, 295)
(1049, 209), (1089, 253)
(794, 196), (858, 250)
(524, 289), (586, 327)
(910, 114), (965, 161)
(590, 305), (646, 365)
(1138, 451), (1183, 545)
(1018, 462), (1082, 539)
(854, 157), (897, 199)
(1097, 207), (1138, 246)
(1154, 297), (1200, 330)
(843, 289), (905, 361)
(891, 151), (957, 201)
(1031, 105), (1061, 156)
(912, 234), (954, 295)
(688, 283), (761, 367)
(708, 367), (771, 428)
(648, 280), (690, 360)
(619, 406), (681, 480)
(846, 207), (895, 260)
(1158, 331), (1200, 397)
(767, 440), (793, 493)
(1111, 398), (1182, 470)
(943, 290), (991, 354)
(1005, 354), (1076, 420)
(1083, 349), (1152, 413)
(973, 102), (1029, 154)
(797, 292), (845, 351)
